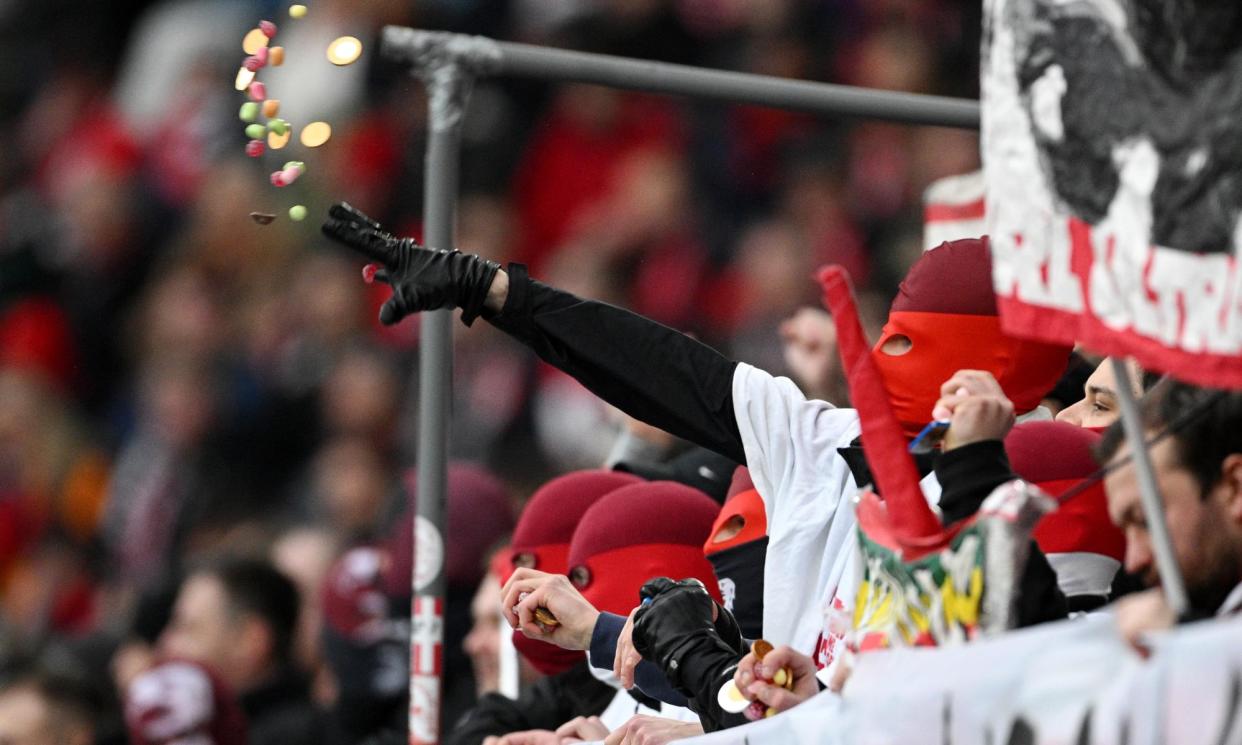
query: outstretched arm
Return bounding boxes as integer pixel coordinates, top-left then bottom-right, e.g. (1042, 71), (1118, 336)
(486, 263), (744, 463)
(323, 203), (744, 462)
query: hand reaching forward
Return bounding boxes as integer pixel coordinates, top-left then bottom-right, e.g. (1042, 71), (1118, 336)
(321, 202), (507, 326)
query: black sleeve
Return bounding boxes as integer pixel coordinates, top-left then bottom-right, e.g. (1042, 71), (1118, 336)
(486, 264), (745, 463)
(444, 663), (615, 745)
(934, 440), (1016, 526)
(934, 440), (1068, 626)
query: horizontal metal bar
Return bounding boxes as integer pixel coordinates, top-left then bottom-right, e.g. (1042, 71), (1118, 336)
(381, 28), (980, 129)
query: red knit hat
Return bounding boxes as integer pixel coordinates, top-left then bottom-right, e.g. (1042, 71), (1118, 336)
(568, 481), (722, 616)
(509, 469), (640, 675)
(508, 470), (642, 580)
(1005, 421), (1126, 568)
(124, 659), (248, 745)
(873, 237), (1072, 437)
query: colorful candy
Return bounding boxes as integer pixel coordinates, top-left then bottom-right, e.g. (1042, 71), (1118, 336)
(267, 129), (291, 150)
(259, 20), (277, 38)
(299, 121), (331, 147)
(278, 165), (302, 184)
(245, 140), (266, 158)
(245, 123), (266, 140)
(270, 171), (289, 187)
(239, 102), (259, 122)
(242, 28), (270, 54)
(289, 4), (307, 18)
(269, 46), (285, 66)
(289, 205), (308, 222)
(248, 80), (267, 101)
(267, 118), (288, 136)
(235, 66), (256, 91)
(244, 55), (265, 72)
(254, 46), (269, 64)
(262, 99), (280, 118)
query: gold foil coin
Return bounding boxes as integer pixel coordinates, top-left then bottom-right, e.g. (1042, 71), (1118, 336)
(326, 36), (362, 66)
(299, 121), (332, 148)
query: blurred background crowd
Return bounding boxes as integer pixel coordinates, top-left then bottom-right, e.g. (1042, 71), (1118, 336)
(0, 0), (981, 742)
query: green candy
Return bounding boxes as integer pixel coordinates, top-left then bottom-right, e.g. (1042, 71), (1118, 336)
(239, 102), (259, 122)
(282, 161), (305, 172)
(289, 205), (308, 222)
(267, 118), (288, 136)
(244, 123), (266, 140)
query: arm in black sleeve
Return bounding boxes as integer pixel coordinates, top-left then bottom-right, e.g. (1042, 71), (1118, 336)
(486, 264), (745, 463)
(934, 440), (1069, 625)
(631, 582), (751, 732)
(934, 440), (1016, 526)
(445, 661), (615, 745)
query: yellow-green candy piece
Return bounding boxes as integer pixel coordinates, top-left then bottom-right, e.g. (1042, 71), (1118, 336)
(289, 205), (308, 221)
(267, 119), (288, 136)
(239, 102), (259, 122)
(289, 4), (307, 18)
(245, 123), (266, 140)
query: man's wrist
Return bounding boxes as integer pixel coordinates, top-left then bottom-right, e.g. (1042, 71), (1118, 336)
(485, 269), (510, 312)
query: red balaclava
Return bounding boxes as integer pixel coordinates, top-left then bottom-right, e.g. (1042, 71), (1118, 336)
(1005, 421), (1126, 599)
(873, 237), (1072, 437)
(568, 481), (722, 616)
(509, 469), (642, 675)
(703, 487), (767, 638)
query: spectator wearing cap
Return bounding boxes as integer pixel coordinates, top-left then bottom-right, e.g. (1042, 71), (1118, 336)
(447, 469), (639, 745)
(499, 480), (723, 741)
(159, 557), (325, 745)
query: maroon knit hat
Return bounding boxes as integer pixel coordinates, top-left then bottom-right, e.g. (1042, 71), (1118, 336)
(509, 470), (642, 575)
(568, 481), (722, 615)
(889, 237), (997, 315)
(389, 462), (514, 595)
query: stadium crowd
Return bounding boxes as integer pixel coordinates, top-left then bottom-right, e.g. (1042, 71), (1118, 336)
(1, 1), (1239, 744)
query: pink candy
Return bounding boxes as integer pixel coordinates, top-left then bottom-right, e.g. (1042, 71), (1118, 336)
(259, 20), (277, 38)
(245, 140), (265, 158)
(254, 46), (269, 64)
(248, 81), (266, 101)
(270, 171), (288, 187)
(244, 55), (265, 72)
(279, 166), (301, 185)
(362, 263), (381, 284)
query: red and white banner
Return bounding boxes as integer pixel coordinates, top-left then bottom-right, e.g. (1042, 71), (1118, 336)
(923, 171), (985, 251)
(981, 0), (1242, 387)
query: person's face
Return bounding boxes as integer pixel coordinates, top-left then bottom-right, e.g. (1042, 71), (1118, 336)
(463, 574), (503, 697)
(0, 686), (89, 745)
(1105, 439), (1242, 613)
(160, 575), (241, 677)
(1056, 358), (1141, 428)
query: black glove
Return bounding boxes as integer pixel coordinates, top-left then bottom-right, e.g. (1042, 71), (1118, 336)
(321, 202), (501, 326)
(632, 578), (749, 731)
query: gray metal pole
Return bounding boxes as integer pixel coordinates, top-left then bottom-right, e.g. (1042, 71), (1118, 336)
(396, 37), (476, 745)
(1109, 357), (1189, 617)
(382, 27), (980, 129)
